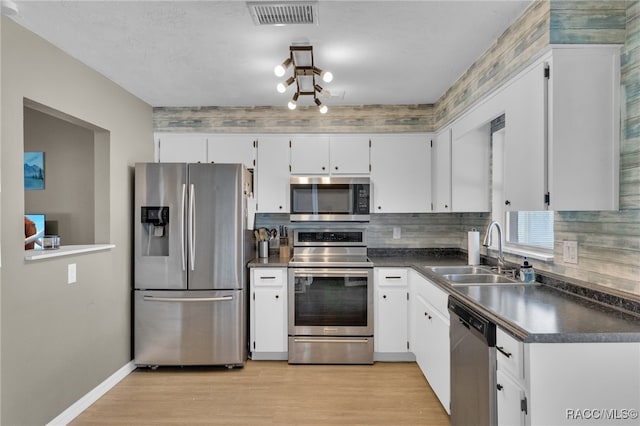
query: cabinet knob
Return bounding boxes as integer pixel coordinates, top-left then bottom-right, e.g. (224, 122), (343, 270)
(334, 166), (338, 170)
(378, 206), (382, 210)
(497, 384), (503, 391)
(275, 295), (279, 299)
(278, 205), (283, 210)
(322, 166), (326, 171)
(505, 200), (511, 206)
(444, 204), (448, 209)
(383, 294), (387, 299)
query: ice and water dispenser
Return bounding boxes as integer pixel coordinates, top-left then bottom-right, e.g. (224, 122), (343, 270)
(140, 206), (170, 256)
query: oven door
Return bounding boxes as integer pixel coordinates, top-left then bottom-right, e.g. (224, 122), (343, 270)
(288, 267), (373, 336)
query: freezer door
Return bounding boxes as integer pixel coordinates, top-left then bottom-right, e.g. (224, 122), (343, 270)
(134, 290), (246, 366)
(134, 163), (188, 290)
(188, 163), (246, 290)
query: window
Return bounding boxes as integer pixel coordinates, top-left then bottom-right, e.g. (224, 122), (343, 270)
(506, 211), (554, 251)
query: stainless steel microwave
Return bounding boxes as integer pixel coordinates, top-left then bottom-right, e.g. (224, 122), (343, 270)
(290, 176), (370, 222)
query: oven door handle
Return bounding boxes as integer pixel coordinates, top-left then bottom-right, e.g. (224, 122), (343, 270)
(291, 268), (371, 277)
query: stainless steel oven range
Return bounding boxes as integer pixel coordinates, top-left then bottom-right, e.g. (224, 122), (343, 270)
(288, 229), (374, 364)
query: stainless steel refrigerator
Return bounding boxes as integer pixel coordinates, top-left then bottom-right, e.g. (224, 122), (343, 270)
(134, 162), (252, 367)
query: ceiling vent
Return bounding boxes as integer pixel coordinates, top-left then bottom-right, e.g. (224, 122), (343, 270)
(247, 2), (318, 25)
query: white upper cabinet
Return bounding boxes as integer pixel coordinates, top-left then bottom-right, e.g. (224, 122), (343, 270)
(547, 47), (620, 211)
(502, 61), (547, 212)
(290, 135), (330, 174)
(289, 135), (370, 175)
(156, 133), (208, 163)
(256, 136), (290, 213)
(501, 46), (620, 211)
(207, 134), (256, 169)
(370, 134), (432, 213)
(431, 129), (452, 212)
(329, 135), (371, 175)
(451, 124), (491, 212)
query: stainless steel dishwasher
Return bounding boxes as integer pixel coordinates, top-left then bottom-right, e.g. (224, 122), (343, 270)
(448, 295), (497, 426)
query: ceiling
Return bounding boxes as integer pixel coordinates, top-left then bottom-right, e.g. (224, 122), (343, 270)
(5, 0), (533, 109)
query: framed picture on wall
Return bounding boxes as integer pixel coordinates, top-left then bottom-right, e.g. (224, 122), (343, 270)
(24, 151), (45, 190)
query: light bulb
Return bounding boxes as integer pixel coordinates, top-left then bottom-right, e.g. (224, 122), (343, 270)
(288, 100), (297, 110)
(322, 71), (333, 83)
(319, 104), (328, 114)
(274, 65), (286, 77)
(277, 83), (287, 93)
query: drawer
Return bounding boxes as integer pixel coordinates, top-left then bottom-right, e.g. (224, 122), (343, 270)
(409, 270), (449, 317)
(496, 327), (524, 380)
(252, 268), (285, 287)
(375, 268), (408, 287)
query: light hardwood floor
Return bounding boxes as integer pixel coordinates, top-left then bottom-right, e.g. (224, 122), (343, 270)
(71, 361), (450, 425)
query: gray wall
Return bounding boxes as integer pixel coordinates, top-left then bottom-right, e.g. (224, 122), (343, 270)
(1, 17), (153, 425)
(24, 107), (95, 245)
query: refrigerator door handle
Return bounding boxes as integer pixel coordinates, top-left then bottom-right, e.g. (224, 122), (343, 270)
(189, 183), (196, 271)
(180, 183), (186, 271)
(143, 295), (233, 303)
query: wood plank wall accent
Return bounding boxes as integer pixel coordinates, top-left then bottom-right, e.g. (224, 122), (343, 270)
(153, 104), (434, 134)
(154, 1), (640, 297)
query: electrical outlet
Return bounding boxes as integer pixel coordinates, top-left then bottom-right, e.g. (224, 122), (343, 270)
(68, 263), (77, 284)
(563, 241), (578, 264)
(393, 227), (401, 239)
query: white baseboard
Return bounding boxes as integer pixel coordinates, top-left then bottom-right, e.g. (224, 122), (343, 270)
(46, 361), (136, 426)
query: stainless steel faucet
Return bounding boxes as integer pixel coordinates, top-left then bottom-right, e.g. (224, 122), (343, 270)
(483, 221), (505, 273)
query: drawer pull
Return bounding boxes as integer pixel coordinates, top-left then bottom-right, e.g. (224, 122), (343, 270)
(497, 346), (512, 358)
(384, 276), (402, 279)
(260, 276), (277, 280)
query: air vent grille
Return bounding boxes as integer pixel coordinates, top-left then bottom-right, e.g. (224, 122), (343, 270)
(248, 2), (318, 25)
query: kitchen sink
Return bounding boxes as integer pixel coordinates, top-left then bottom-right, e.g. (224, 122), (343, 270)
(442, 273), (518, 285)
(428, 266), (493, 275)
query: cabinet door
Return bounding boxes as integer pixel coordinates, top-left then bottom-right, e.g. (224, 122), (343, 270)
(156, 133), (207, 163)
(431, 129), (452, 212)
(256, 136), (290, 213)
(253, 287), (286, 352)
(375, 287), (408, 353)
(496, 370), (526, 426)
(409, 291), (430, 372)
(207, 134), (256, 169)
(451, 125), (490, 212)
(329, 135), (370, 175)
(503, 61), (546, 211)
(290, 135), (330, 174)
(423, 307), (451, 414)
(370, 134), (431, 213)
(548, 48), (620, 211)
(250, 268), (287, 354)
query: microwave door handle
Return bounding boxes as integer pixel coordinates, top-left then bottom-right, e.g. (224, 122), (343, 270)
(180, 183), (186, 271)
(189, 183), (196, 271)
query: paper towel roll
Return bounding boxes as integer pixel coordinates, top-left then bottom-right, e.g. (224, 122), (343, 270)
(468, 231), (480, 265)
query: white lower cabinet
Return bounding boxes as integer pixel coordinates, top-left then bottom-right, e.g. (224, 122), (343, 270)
(250, 268), (288, 360)
(496, 327), (527, 426)
(374, 268), (411, 360)
(408, 269), (450, 414)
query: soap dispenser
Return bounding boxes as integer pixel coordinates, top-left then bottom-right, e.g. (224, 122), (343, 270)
(519, 257), (535, 283)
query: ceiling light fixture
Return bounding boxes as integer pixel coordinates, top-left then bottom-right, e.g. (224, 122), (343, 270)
(274, 45), (332, 113)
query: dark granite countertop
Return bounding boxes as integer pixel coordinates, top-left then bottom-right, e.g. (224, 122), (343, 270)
(250, 249), (640, 344)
